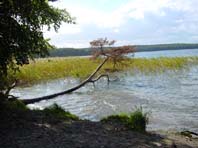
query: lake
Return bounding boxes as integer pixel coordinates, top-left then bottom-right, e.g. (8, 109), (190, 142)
(134, 48), (198, 58)
(11, 49), (198, 132)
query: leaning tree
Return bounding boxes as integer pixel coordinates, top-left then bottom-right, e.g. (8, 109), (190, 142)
(0, 0), (75, 99)
(21, 38), (135, 104)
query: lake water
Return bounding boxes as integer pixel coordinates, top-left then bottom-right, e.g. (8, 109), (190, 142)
(134, 48), (198, 58)
(11, 49), (198, 132)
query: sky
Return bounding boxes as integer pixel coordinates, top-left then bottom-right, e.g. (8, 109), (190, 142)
(44, 0), (198, 48)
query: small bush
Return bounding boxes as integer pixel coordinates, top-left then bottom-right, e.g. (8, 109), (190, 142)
(43, 103), (79, 120)
(101, 108), (148, 132)
(127, 108), (148, 132)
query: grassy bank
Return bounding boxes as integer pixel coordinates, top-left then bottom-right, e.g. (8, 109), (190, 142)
(16, 56), (198, 85)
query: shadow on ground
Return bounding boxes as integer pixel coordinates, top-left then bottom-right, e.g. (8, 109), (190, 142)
(0, 108), (197, 148)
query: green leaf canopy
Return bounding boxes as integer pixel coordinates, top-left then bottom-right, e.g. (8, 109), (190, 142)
(0, 0), (74, 91)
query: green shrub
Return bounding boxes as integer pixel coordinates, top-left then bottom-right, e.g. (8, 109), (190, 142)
(127, 108), (148, 132)
(101, 108), (148, 132)
(43, 103), (79, 120)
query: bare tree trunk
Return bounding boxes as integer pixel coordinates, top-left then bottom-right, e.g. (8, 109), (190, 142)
(21, 57), (109, 105)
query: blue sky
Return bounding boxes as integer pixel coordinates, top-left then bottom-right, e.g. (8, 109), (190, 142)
(44, 0), (198, 48)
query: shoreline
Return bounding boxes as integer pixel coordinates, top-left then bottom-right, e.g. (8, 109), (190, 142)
(1, 102), (198, 148)
(5, 56), (198, 147)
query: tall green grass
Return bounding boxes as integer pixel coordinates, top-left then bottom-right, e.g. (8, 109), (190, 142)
(101, 107), (148, 132)
(16, 57), (99, 85)
(127, 57), (198, 74)
(16, 56), (198, 85)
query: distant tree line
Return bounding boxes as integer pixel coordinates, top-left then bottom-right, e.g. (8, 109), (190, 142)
(49, 43), (198, 57)
(136, 43), (198, 52)
(49, 48), (91, 57)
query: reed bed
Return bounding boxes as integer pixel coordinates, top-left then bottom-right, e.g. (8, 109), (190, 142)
(16, 56), (198, 85)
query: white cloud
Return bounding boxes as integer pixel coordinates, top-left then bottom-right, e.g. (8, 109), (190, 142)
(119, 0), (168, 19)
(119, 0), (196, 20)
(66, 6), (125, 29)
(44, 24), (81, 38)
(45, 0), (198, 47)
(49, 0), (197, 29)
(50, 40), (90, 48)
(113, 29), (120, 33)
(168, 0), (194, 11)
(49, 1), (127, 29)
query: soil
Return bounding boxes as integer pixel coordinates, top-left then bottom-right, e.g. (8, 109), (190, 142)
(0, 109), (198, 148)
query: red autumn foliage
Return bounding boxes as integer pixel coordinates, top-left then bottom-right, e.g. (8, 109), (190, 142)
(90, 38), (135, 69)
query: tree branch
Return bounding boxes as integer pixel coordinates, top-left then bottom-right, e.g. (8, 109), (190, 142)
(5, 81), (17, 96)
(89, 74), (110, 84)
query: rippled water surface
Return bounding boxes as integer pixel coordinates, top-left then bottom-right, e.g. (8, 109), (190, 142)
(11, 49), (198, 132)
(12, 65), (198, 132)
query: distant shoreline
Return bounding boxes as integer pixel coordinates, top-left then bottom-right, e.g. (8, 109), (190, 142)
(135, 47), (198, 52)
(49, 43), (198, 57)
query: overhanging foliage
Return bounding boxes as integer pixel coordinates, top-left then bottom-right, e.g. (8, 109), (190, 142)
(0, 0), (74, 95)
